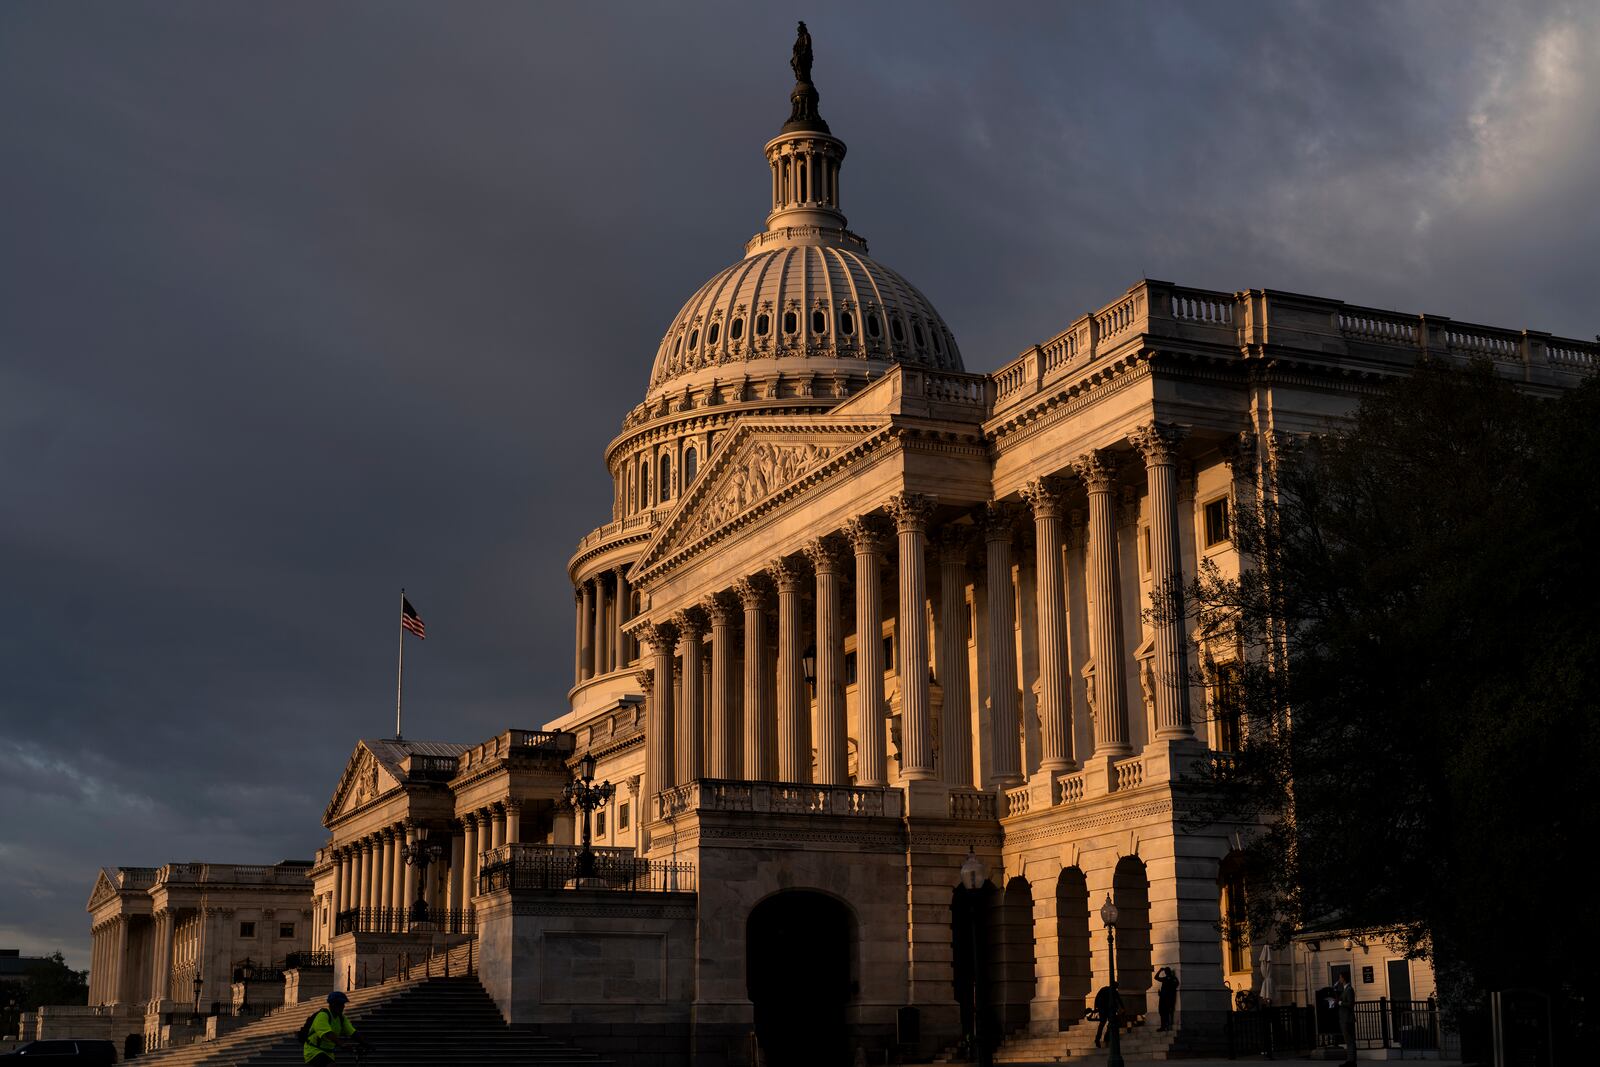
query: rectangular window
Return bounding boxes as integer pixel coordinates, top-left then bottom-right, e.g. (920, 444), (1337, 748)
(596, 810), (607, 837)
(1140, 525), (1152, 574)
(279, 922), (295, 939)
(618, 803), (630, 830)
(239, 921), (256, 938)
(883, 634), (896, 671)
(1204, 496), (1231, 547)
(844, 650), (857, 685)
(1213, 663), (1243, 752)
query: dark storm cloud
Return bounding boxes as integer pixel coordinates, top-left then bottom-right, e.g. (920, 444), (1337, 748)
(2, 1), (1594, 963)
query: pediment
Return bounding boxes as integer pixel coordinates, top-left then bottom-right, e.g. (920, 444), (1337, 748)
(86, 869), (118, 912)
(631, 415), (890, 579)
(322, 742), (403, 825)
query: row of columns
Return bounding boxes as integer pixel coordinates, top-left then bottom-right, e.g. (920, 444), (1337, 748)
(574, 566), (633, 685)
(634, 423), (1195, 801)
(88, 917), (131, 1005)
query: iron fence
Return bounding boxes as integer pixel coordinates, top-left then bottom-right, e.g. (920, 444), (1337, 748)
(1225, 998), (1442, 1059)
(282, 948), (334, 969)
(478, 846), (695, 893)
(333, 906), (476, 936)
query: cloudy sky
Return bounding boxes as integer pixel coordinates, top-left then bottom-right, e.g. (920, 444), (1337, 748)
(3, 1), (1596, 967)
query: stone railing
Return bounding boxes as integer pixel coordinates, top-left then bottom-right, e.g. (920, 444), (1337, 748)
(653, 778), (904, 821)
(1113, 757), (1146, 792)
(1055, 773), (1086, 805)
(948, 789), (997, 820)
(477, 842), (692, 895)
(1004, 786), (1031, 818)
(117, 867), (158, 890)
(154, 863), (308, 887)
(573, 508), (668, 556)
(457, 729), (572, 772)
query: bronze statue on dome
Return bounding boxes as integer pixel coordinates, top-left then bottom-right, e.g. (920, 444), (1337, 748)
(791, 21), (813, 85)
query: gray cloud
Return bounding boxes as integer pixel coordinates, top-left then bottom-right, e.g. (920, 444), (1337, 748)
(2, 1), (1595, 967)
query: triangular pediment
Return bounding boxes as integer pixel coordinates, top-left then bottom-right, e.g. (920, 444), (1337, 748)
(322, 742), (403, 826)
(86, 869), (118, 912)
(631, 414), (891, 579)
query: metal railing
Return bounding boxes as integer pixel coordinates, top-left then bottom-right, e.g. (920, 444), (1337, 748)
(1225, 998), (1442, 1058)
(333, 906), (476, 936)
(477, 843), (694, 894)
(282, 948), (334, 969)
(350, 939), (477, 991)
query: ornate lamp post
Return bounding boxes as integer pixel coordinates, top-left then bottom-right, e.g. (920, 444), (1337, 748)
(401, 830), (444, 924)
(190, 973), (203, 1016)
(1101, 894), (1125, 1067)
(960, 848), (991, 1067)
(563, 751), (615, 880)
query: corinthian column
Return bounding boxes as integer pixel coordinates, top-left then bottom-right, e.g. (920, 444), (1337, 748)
(1133, 422), (1194, 740)
(706, 593), (741, 778)
(805, 537), (848, 785)
(771, 556), (811, 783)
(614, 565), (630, 669)
(573, 588), (584, 686)
(981, 503), (1023, 784)
(674, 610), (706, 783)
(845, 516), (888, 786)
(1023, 477), (1075, 771)
(593, 575), (609, 678)
(736, 576), (776, 779)
(643, 620), (679, 793)
(888, 492), (936, 780)
(1074, 449), (1131, 756)
(936, 526), (975, 787)
(579, 581), (595, 681)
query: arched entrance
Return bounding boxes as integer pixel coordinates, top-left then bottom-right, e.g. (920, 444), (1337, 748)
(1057, 866), (1092, 1026)
(747, 890), (854, 1067)
(1113, 857), (1153, 1015)
(993, 876), (1037, 1036)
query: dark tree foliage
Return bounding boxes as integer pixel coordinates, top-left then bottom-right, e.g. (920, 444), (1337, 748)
(1, 951), (88, 1034)
(1179, 360), (1600, 1016)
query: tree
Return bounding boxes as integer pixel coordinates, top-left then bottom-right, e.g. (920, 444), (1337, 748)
(1176, 360), (1600, 1019)
(2, 951), (88, 1035)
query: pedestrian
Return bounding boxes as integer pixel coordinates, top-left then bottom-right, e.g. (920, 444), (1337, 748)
(1154, 966), (1180, 1031)
(302, 990), (369, 1067)
(1334, 972), (1357, 1067)
(1093, 983), (1121, 1048)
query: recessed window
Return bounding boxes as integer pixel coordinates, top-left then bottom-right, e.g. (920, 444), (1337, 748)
(1204, 497), (1231, 547)
(684, 446), (698, 485)
(756, 313), (770, 336)
(619, 803), (630, 830)
(811, 309), (828, 333)
(840, 311), (855, 335)
(783, 310), (798, 334)
(913, 323), (926, 347)
(674, 336), (682, 355)
(239, 921), (256, 939)
(891, 317), (906, 343)
(596, 810), (607, 837)
(279, 922), (295, 939)
(1214, 663), (1242, 751)
(1140, 526), (1152, 575)
(707, 322), (720, 345)
(883, 633), (896, 671)
(932, 331), (942, 353)
(688, 328), (699, 349)
(639, 463), (650, 509)
(866, 313), (881, 338)
(844, 650), (857, 685)
(659, 454), (673, 502)
(730, 317), (744, 341)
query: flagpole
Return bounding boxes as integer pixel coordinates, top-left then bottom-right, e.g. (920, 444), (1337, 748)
(396, 587), (405, 740)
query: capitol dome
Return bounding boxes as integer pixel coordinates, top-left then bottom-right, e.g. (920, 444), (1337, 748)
(643, 45), (962, 404)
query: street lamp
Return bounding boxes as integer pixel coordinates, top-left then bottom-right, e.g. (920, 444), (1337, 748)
(959, 849), (991, 1067)
(1100, 894), (1124, 1067)
(563, 751), (615, 880)
(191, 973), (203, 1016)
(801, 645), (816, 688)
(401, 830), (445, 924)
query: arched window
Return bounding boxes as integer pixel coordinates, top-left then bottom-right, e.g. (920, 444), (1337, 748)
(866, 312), (881, 338)
(659, 453), (673, 502)
(913, 323), (926, 347)
(730, 317), (744, 341)
(707, 322), (720, 345)
(811, 309), (828, 333)
(688, 328), (699, 349)
(840, 311), (855, 335)
(756, 313), (770, 336)
(1219, 853), (1251, 975)
(891, 317), (906, 343)
(783, 310), (798, 334)
(684, 446), (698, 486)
(639, 461), (650, 510)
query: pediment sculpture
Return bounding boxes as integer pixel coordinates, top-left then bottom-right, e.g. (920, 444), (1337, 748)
(683, 440), (837, 541)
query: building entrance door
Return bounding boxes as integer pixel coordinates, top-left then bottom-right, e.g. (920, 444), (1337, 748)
(746, 891), (853, 1067)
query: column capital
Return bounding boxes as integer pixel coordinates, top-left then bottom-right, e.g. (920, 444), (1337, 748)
(843, 514), (888, 554)
(1221, 430), (1258, 474)
(636, 667), (656, 694)
(936, 523), (973, 563)
(673, 607), (708, 639)
(1020, 476), (1067, 518)
(767, 555), (807, 592)
(1131, 421), (1187, 465)
(802, 535), (847, 574)
(1071, 448), (1119, 491)
(977, 500), (1018, 542)
(886, 491), (935, 532)
(704, 590), (740, 625)
(639, 619), (679, 651)
(733, 573), (771, 609)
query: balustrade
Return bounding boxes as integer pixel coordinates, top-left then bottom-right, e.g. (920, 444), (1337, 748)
(1004, 786), (1031, 817)
(948, 789), (997, 820)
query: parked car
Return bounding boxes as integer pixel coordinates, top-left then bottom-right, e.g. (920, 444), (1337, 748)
(1, 1041), (117, 1065)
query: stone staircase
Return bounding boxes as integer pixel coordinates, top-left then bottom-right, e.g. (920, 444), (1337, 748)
(928, 1016), (1181, 1064)
(132, 974), (609, 1067)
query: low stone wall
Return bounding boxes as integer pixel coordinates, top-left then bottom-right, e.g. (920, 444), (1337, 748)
(476, 886), (696, 1067)
(284, 966), (334, 1006)
(330, 931), (473, 994)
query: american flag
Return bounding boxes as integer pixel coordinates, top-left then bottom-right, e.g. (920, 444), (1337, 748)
(401, 596), (426, 640)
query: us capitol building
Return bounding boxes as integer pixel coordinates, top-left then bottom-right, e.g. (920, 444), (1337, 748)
(60, 28), (1595, 1067)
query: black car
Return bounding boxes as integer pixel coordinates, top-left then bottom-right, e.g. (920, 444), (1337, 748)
(1, 1041), (117, 1065)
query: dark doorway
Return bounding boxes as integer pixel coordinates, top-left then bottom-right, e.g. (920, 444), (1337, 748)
(1113, 857), (1152, 1015)
(993, 876), (1037, 1036)
(951, 881), (999, 1059)
(747, 890), (854, 1067)
(1057, 867), (1092, 1026)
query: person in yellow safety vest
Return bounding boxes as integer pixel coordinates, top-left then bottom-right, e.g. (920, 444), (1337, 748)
(303, 991), (366, 1066)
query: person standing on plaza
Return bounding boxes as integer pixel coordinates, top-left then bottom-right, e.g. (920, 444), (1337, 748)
(1335, 972), (1357, 1066)
(1154, 966), (1180, 1031)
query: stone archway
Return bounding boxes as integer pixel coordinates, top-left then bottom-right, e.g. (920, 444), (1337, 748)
(1113, 856), (1153, 1015)
(1057, 866), (1092, 1026)
(992, 876), (1037, 1036)
(746, 890), (854, 1067)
